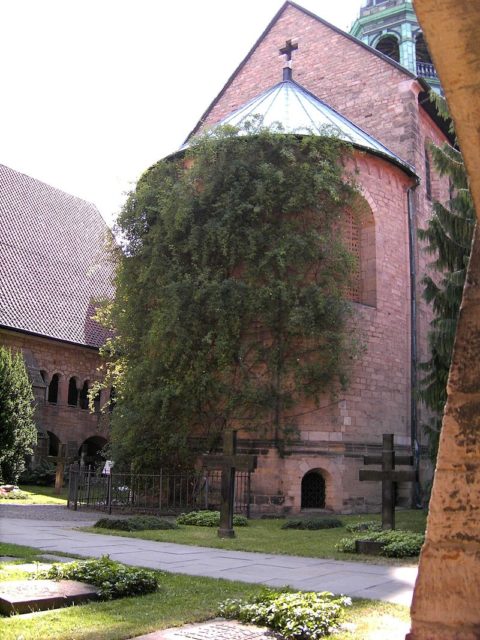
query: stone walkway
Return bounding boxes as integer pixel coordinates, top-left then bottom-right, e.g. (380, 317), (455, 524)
(0, 505), (417, 606)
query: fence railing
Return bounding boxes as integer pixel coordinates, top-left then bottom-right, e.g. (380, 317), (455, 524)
(67, 466), (251, 516)
(416, 61), (437, 79)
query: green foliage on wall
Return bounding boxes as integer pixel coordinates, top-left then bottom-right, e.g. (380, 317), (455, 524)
(419, 94), (475, 464)
(102, 127), (361, 471)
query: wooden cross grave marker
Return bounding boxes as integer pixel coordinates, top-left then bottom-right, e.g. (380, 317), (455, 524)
(202, 430), (257, 539)
(359, 433), (415, 530)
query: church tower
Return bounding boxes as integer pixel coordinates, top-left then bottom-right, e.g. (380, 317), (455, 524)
(350, 0), (441, 93)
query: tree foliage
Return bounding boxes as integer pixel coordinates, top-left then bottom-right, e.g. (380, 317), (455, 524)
(103, 127), (361, 471)
(418, 95), (475, 462)
(0, 347), (37, 483)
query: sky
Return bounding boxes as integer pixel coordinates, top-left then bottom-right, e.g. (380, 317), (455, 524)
(0, 0), (362, 226)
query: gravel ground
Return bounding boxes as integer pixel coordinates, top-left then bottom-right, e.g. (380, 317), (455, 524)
(0, 504), (102, 522)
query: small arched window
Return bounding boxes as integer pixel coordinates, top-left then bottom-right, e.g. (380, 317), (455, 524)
(109, 387), (116, 413)
(79, 380), (89, 410)
(375, 35), (400, 63)
(68, 377), (79, 406)
(48, 373), (59, 404)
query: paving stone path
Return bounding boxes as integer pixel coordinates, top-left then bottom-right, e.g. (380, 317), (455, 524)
(0, 504), (417, 606)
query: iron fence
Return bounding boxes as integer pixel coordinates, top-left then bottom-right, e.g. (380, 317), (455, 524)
(67, 466), (251, 516)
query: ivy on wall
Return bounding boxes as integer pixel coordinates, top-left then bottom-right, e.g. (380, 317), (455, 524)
(99, 127), (361, 471)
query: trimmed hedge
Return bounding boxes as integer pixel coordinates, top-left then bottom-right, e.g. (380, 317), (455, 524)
(220, 588), (351, 640)
(281, 517), (343, 530)
(94, 516), (178, 531)
(336, 529), (424, 557)
(37, 556), (159, 600)
(344, 521), (382, 533)
(176, 510), (248, 527)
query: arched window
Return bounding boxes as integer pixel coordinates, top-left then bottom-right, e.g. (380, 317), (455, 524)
(301, 470), (326, 509)
(93, 389), (101, 413)
(68, 377), (79, 406)
(415, 33), (432, 64)
(48, 373), (59, 404)
(79, 380), (89, 410)
(375, 35), (400, 63)
(109, 386), (116, 413)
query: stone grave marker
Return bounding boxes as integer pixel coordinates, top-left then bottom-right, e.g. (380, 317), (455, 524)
(359, 433), (415, 530)
(0, 579), (99, 615)
(203, 430), (257, 538)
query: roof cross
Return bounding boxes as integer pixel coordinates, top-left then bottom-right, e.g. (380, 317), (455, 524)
(279, 39), (298, 61)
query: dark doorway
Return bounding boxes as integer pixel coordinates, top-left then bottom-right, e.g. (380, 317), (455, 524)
(78, 436), (107, 466)
(301, 470), (326, 509)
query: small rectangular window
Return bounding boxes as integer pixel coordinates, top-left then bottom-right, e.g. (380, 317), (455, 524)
(425, 147), (432, 201)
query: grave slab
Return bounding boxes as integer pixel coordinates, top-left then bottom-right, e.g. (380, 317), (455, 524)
(0, 579), (99, 615)
(132, 619), (271, 640)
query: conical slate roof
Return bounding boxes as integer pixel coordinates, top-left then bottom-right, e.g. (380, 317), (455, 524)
(185, 76), (416, 176)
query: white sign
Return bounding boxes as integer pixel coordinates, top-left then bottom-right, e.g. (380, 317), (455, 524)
(102, 460), (114, 475)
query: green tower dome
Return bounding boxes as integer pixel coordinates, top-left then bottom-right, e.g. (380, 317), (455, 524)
(350, 0), (441, 93)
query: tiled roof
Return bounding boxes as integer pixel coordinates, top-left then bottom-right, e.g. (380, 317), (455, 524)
(0, 164), (114, 348)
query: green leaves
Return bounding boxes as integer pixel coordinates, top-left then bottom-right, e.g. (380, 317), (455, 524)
(336, 530), (424, 558)
(418, 99), (475, 464)
(107, 127), (359, 470)
(37, 556), (159, 600)
(0, 347), (37, 484)
(176, 510), (248, 527)
(219, 589), (351, 639)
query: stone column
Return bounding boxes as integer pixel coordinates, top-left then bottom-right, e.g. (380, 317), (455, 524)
(399, 22), (416, 74)
(407, 224), (480, 639)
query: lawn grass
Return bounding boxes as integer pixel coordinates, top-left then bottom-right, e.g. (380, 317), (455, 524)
(0, 485), (68, 505)
(82, 510), (426, 565)
(0, 542), (47, 563)
(0, 543), (410, 640)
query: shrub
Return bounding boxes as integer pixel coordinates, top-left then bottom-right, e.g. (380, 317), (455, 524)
(19, 459), (56, 486)
(219, 588), (351, 640)
(94, 516), (178, 531)
(281, 517), (343, 530)
(336, 530), (424, 558)
(344, 520), (382, 533)
(176, 510), (248, 527)
(0, 488), (28, 500)
(37, 556), (159, 600)
(128, 515), (178, 530)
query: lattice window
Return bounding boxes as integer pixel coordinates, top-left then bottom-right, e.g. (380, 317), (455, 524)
(341, 210), (361, 303)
